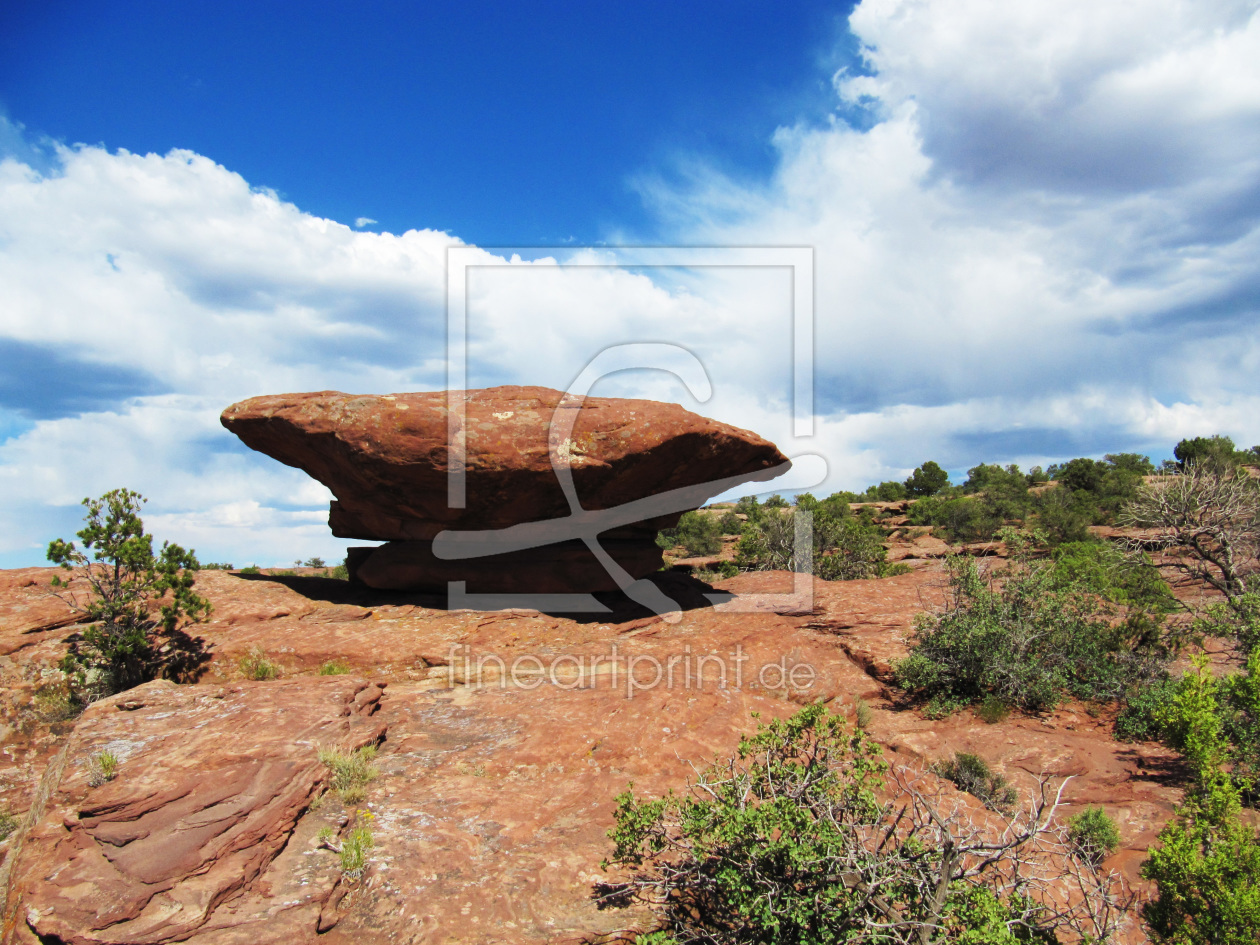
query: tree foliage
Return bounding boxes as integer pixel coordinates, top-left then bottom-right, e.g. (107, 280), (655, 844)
(602, 704), (1128, 944)
(904, 461), (951, 498)
(47, 489), (210, 696)
(1173, 435), (1248, 473)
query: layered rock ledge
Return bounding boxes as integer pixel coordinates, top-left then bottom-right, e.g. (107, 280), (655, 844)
(221, 387), (789, 592)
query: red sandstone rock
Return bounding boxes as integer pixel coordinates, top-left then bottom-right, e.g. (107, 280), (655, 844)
(7, 677), (386, 945)
(221, 387), (788, 538)
(221, 387), (788, 593)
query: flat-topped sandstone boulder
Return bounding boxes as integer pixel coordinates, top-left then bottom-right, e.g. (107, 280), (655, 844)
(221, 387), (788, 592)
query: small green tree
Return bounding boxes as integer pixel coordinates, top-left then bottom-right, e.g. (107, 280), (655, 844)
(1033, 487), (1093, 545)
(675, 511), (723, 556)
(734, 507), (800, 572)
(1056, 458), (1106, 493)
(815, 516), (888, 581)
(47, 489), (210, 696)
(1174, 435), (1241, 473)
(862, 480), (907, 502)
(1068, 807), (1121, 866)
(904, 460), (951, 498)
(1104, 453), (1155, 476)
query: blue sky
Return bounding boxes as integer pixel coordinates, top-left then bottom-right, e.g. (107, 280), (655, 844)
(1, 1), (857, 243)
(2, 0), (1259, 567)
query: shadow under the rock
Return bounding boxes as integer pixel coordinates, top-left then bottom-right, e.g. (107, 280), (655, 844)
(229, 568), (734, 624)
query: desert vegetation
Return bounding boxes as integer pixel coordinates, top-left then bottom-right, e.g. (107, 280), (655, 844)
(894, 530), (1178, 717)
(46, 488), (211, 700)
(319, 744), (379, 805)
(603, 703), (1128, 943)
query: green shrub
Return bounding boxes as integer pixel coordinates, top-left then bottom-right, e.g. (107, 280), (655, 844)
(326, 563), (350, 580)
(860, 479), (907, 502)
(908, 495), (1003, 543)
(602, 704), (1117, 944)
(0, 810), (18, 841)
(736, 505), (892, 580)
(825, 489), (862, 505)
(734, 495), (763, 524)
(318, 659), (351, 676)
(1032, 487), (1094, 545)
(1121, 651), (1260, 801)
(734, 507), (799, 572)
(814, 516), (888, 581)
(238, 565), (261, 574)
(906, 493), (947, 526)
(1115, 675), (1179, 742)
(895, 531), (1172, 713)
(933, 752), (1017, 812)
(238, 646), (281, 680)
(1104, 452), (1156, 476)
(47, 489), (210, 697)
(717, 510), (743, 534)
(1174, 434), (1244, 472)
(300, 556), (326, 568)
(30, 683), (83, 723)
(1051, 541), (1179, 613)
(676, 511), (723, 556)
(1196, 592), (1260, 658)
(319, 744), (378, 804)
(318, 811), (376, 879)
(977, 694), (1011, 724)
(1068, 806), (1121, 865)
(1141, 658), (1260, 943)
(1056, 458), (1107, 493)
(198, 562), (235, 570)
(86, 749), (119, 787)
(853, 697), (873, 730)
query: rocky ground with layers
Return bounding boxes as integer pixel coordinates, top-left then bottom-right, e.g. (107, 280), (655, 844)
(0, 555), (1195, 944)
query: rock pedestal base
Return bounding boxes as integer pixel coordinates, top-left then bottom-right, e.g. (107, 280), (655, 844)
(346, 537), (664, 593)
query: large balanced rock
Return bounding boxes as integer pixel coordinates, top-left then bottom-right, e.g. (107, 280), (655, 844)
(221, 387), (789, 592)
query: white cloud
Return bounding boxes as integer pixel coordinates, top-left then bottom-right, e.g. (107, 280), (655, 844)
(354, 216), (377, 228)
(641, 0), (1260, 463)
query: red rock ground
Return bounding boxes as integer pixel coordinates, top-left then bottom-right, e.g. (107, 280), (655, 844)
(0, 562), (1191, 943)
